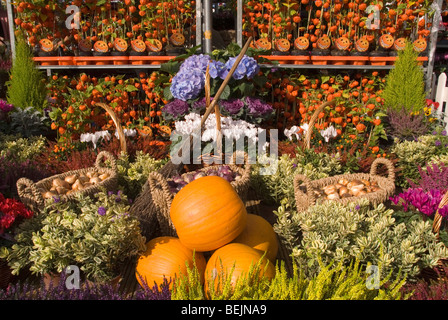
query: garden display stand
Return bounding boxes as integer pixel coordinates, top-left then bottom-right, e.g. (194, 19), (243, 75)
(129, 36), (254, 240)
(294, 99), (396, 212)
(16, 151), (118, 212)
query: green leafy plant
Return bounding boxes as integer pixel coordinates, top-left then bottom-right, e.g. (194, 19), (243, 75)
(171, 256), (408, 300)
(7, 107), (50, 137)
(275, 199), (448, 281)
(6, 36), (47, 111)
(0, 189), (146, 282)
(0, 133), (46, 163)
(381, 42), (426, 113)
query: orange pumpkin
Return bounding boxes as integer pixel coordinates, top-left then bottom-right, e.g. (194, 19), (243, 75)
(78, 39), (92, 52)
(294, 36), (310, 50)
(39, 39), (54, 52)
(204, 243), (275, 298)
(275, 38), (291, 52)
(335, 36), (351, 50)
(255, 38), (272, 50)
(114, 38), (128, 52)
(146, 39), (162, 52)
(379, 34), (394, 49)
(355, 37), (369, 52)
(394, 37), (407, 51)
(170, 176), (247, 252)
(170, 33), (186, 46)
(94, 40), (109, 53)
(232, 214), (279, 262)
(413, 38), (427, 52)
(135, 236), (206, 290)
(316, 35), (331, 50)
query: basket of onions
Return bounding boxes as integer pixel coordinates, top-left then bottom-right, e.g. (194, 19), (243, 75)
(293, 157), (396, 213)
(144, 151), (251, 237)
(16, 151), (118, 212)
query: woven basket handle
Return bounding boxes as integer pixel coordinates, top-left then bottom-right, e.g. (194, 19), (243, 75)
(293, 174), (316, 210)
(16, 177), (45, 209)
(303, 100), (336, 150)
(433, 190), (448, 235)
(147, 171), (174, 213)
(96, 102), (127, 155)
(369, 157), (395, 183)
(95, 151), (118, 172)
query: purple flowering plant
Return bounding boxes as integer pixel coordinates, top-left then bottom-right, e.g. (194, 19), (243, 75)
(390, 188), (448, 219)
(0, 100), (14, 113)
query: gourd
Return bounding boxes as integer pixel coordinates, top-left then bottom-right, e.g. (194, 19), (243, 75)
(204, 243), (275, 298)
(170, 176), (247, 252)
(232, 214), (279, 262)
(135, 236), (206, 290)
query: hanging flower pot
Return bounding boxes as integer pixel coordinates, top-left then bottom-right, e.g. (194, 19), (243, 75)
(255, 38), (272, 51)
(413, 38), (427, 53)
(38, 39), (55, 56)
(354, 37), (370, 53)
(379, 34), (394, 50)
(294, 36), (310, 51)
(274, 38), (291, 53)
(393, 37), (407, 51)
(316, 35), (331, 50)
(130, 39), (148, 56)
(145, 39), (163, 54)
(113, 38), (128, 53)
(78, 39), (93, 56)
(334, 36), (351, 51)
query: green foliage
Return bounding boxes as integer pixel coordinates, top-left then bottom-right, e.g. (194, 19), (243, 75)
(7, 107), (50, 137)
(275, 199), (448, 281)
(391, 131), (448, 188)
(381, 42), (426, 113)
(171, 257), (408, 300)
(0, 189), (146, 282)
(251, 151), (342, 206)
(0, 133), (46, 162)
(116, 151), (168, 199)
(6, 36), (47, 111)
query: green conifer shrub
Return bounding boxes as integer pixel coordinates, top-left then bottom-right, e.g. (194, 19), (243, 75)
(381, 42), (426, 113)
(6, 35), (47, 111)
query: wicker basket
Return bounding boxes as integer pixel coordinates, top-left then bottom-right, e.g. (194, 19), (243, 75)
(421, 191), (448, 281)
(145, 151), (252, 237)
(294, 157), (396, 213)
(17, 151), (118, 212)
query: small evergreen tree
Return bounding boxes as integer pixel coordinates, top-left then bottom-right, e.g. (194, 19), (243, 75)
(6, 35), (47, 111)
(381, 41), (426, 113)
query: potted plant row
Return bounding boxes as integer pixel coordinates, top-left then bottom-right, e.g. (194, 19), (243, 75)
(244, 0), (431, 66)
(13, 0), (196, 66)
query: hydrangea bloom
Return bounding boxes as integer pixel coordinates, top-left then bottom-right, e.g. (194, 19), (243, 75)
(163, 99), (190, 118)
(223, 55), (260, 80)
(170, 68), (205, 101)
(208, 60), (226, 79)
(244, 97), (273, 116)
(179, 54), (211, 73)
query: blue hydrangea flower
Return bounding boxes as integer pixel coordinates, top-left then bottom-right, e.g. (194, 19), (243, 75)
(179, 54), (211, 73)
(170, 68), (205, 101)
(223, 55), (260, 80)
(208, 60), (226, 79)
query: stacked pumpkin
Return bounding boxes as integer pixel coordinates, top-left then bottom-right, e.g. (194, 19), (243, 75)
(135, 175), (278, 296)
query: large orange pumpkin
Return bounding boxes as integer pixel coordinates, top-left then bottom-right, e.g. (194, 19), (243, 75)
(170, 176), (247, 252)
(135, 236), (206, 290)
(232, 214), (278, 262)
(204, 243), (276, 298)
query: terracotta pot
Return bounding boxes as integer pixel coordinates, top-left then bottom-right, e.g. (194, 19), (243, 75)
(43, 272), (62, 290)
